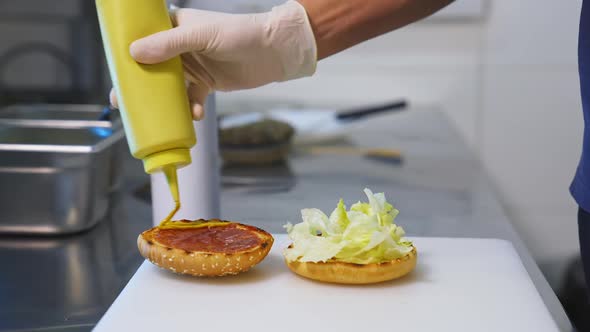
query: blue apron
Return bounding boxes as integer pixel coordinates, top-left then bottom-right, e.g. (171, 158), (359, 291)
(570, 0), (590, 291)
(570, 0), (590, 210)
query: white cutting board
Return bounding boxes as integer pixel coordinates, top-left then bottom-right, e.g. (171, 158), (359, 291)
(94, 236), (559, 332)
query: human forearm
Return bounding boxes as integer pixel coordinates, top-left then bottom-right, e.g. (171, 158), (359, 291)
(111, 0), (454, 118)
(298, 0), (454, 59)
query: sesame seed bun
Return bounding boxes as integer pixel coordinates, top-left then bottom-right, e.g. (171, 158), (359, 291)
(137, 219), (274, 277)
(284, 245), (417, 284)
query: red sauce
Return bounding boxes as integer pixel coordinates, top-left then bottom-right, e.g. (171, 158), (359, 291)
(154, 224), (262, 253)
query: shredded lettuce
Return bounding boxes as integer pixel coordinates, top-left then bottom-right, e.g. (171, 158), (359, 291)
(283, 188), (413, 264)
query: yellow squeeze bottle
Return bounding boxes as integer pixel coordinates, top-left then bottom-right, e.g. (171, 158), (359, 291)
(96, 0), (194, 222)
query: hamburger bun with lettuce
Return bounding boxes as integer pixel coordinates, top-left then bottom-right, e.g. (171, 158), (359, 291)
(283, 188), (417, 284)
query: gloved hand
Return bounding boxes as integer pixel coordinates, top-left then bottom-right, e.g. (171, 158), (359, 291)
(110, 0), (317, 120)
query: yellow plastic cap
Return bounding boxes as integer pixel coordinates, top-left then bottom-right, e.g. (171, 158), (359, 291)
(143, 148), (191, 174)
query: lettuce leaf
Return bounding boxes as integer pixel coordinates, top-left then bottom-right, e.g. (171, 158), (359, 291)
(284, 188), (413, 264)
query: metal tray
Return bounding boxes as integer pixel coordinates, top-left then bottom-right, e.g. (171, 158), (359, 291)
(0, 103), (127, 191)
(0, 103), (122, 128)
(0, 125), (124, 235)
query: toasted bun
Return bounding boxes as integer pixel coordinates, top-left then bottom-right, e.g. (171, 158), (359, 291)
(138, 219), (274, 277)
(284, 245), (417, 284)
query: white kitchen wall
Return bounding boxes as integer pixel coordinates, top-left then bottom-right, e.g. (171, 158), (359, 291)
(480, 0), (583, 284)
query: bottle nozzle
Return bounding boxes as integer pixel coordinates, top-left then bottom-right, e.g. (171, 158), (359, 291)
(162, 165), (181, 224)
(163, 165), (179, 202)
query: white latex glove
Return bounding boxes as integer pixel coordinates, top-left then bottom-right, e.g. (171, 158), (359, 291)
(110, 0), (317, 120)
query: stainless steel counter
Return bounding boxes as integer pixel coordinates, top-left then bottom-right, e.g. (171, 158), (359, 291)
(0, 107), (573, 331)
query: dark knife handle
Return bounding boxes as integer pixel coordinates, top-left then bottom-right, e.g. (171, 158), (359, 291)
(335, 100), (408, 121)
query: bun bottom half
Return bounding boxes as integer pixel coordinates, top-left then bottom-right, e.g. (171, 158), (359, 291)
(285, 246), (417, 284)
